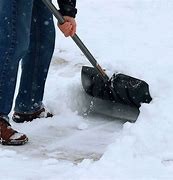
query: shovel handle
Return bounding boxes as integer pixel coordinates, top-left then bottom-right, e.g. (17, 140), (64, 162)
(42, 0), (109, 82)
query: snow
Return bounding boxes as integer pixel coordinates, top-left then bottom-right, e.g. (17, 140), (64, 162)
(1, 0), (173, 179)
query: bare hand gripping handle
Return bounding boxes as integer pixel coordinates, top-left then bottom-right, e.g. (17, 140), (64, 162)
(42, 0), (109, 82)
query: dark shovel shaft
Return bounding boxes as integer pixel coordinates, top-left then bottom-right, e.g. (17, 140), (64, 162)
(42, 0), (109, 82)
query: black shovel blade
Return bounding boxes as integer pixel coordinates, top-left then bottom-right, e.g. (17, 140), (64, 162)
(81, 66), (116, 101)
(81, 66), (152, 108)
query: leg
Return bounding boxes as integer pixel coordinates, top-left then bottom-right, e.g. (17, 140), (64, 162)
(0, 0), (34, 145)
(0, 0), (34, 118)
(14, 0), (55, 113)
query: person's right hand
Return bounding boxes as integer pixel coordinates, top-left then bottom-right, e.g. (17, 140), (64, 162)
(58, 16), (76, 37)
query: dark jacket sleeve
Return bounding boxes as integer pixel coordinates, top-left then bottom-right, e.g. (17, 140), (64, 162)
(57, 0), (77, 18)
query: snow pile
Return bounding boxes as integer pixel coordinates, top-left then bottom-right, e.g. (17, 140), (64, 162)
(69, 0), (173, 179)
(50, 0), (173, 179)
(1, 0), (173, 179)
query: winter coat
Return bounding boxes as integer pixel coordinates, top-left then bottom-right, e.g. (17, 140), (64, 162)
(58, 0), (77, 18)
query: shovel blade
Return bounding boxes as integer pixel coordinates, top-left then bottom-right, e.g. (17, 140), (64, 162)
(81, 66), (116, 101)
(81, 66), (152, 108)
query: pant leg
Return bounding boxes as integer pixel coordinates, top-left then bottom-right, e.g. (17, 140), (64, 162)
(0, 0), (34, 118)
(14, 0), (55, 113)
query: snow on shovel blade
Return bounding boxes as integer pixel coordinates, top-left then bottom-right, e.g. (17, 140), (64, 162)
(81, 66), (152, 108)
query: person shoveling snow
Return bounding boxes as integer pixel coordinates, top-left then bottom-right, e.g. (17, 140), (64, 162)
(0, 0), (152, 146)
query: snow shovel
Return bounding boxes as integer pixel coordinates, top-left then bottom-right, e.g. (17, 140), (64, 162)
(42, 0), (152, 120)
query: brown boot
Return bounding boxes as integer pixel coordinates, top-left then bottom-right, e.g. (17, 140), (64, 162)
(0, 118), (28, 145)
(12, 108), (53, 123)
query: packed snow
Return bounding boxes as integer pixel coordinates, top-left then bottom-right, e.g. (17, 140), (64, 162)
(1, 0), (173, 179)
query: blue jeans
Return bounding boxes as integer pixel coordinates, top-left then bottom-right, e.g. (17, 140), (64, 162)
(0, 0), (55, 120)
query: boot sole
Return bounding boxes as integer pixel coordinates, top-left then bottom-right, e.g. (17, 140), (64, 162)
(12, 113), (53, 123)
(1, 137), (28, 146)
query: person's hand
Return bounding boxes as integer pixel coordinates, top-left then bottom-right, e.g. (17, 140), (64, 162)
(58, 16), (76, 37)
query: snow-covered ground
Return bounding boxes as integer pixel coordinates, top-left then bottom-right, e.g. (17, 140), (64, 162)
(1, 0), (173, 179)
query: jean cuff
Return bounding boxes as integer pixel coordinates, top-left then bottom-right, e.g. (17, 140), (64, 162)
(14, 103), (44, 114)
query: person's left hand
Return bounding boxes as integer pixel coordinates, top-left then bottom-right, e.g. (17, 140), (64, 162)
(58, 16), (76, 37)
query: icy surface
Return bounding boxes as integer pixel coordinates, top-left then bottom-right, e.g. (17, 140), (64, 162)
(1, 0), (173, 179)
